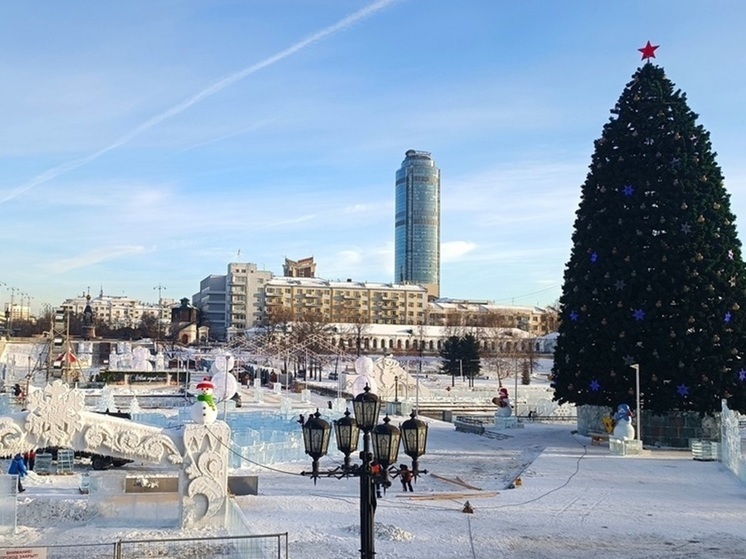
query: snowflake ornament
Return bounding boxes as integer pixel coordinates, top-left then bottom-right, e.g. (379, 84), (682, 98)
(25, 380), (85, 448)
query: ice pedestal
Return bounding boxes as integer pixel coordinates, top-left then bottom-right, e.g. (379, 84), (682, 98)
(0, 475), (17, 535)
(494, 416), (519, 429)
(609, 438), (643, 456)
(88, 471), (179, 527)
(57, 449), (75, 474)
(34, 453), (54, 475)
(300, 389), (311, 403)
(692, 439), (719, 461)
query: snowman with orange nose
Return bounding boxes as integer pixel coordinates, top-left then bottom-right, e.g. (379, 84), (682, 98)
(191, 379), (218, 425)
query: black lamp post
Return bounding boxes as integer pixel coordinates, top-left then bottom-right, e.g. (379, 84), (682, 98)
(371, 415), (400, 490)
(400, 411), (428, 478)
(334, 409), (359, 469)
(301, 385), (425, 559)
(301, 410), (331, 482)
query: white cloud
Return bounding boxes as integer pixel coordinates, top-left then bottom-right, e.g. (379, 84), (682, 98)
(441, 241), (477, 262)
(43, 245), (149, 274)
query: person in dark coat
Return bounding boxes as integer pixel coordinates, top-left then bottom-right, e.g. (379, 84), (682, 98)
(399, 464), (414, 492)
(8, 453), (27, 492)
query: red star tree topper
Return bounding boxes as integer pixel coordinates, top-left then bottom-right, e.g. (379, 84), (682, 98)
(638, 40), (659, 60)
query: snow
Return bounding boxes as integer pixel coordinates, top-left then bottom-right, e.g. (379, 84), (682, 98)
(0, 353), (745, 557)
(3, 407), (746, 558)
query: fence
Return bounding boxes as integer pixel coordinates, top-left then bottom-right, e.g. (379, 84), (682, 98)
(0, 534), (289, 559)
(118, 533), (289, 559)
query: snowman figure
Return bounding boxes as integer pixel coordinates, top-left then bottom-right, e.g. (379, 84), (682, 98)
(612, 403), (635, 440)
(492, 388), (512, 418)
(191, 379), (218, 425)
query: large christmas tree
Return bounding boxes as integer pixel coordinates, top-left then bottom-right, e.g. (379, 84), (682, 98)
(552, 43), (746, 416)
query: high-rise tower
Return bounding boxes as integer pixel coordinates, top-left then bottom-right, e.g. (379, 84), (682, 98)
(395, 149), (440, 298)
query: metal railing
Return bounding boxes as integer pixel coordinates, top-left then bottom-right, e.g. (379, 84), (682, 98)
(0, 534), (289, 559)
(118, 534), (289, 559)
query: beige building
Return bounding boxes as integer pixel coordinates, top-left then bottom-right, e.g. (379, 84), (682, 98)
(61, 293), (173, 330)
(264, 278), (428, 325)
(427, 299), (558, 337)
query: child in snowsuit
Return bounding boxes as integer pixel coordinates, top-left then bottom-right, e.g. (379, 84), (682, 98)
(8, 453), (27, 492)
(399, 464), (414, 492)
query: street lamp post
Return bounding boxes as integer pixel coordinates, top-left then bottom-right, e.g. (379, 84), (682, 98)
(513, 350), (519, 417)
(7, 286), (18, 336)
(301, 386), (428, 559)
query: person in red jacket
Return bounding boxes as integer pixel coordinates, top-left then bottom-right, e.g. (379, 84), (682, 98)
(23, 449), (36, 471)
(371, 460), (383, 498)
(399, 464), (414, 492)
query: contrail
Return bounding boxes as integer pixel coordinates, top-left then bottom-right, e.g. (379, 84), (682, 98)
(0, 0), (401, 205)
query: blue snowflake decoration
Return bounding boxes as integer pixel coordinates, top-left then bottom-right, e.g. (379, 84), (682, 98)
(569, 311), (579, 321)
(725, 312), (732, 323)
(622, 355), (635, 365)
(621, 184), (634, 196)
(676, 384), (689, 397)
(633, 308), (645, 321)
(589, 379), (600, 392)
(739, 369), (746, 382)
(680, 223), (691, 234)
(590, 252), (598, 263)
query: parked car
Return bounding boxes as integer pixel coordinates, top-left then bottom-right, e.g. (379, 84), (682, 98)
(328, 372), (339, 381)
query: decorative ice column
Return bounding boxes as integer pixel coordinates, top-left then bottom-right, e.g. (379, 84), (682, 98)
(179, 422), (230, 529)
(0, 380), (231, 530)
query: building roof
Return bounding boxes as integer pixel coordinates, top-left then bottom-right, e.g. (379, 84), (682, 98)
(265, 277), (427, 292)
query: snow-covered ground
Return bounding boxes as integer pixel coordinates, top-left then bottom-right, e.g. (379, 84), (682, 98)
(0, 345), (744, 558)
(4, 404), (746, 558)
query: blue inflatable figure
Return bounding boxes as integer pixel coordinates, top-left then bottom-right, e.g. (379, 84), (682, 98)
(613, 403), (635, 440)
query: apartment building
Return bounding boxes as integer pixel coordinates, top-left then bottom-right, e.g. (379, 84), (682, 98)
(427, 299), (559, 336)
(60, 293), (173, 330)
(264, 278), (428, 325)
(193, 262), (273, 340)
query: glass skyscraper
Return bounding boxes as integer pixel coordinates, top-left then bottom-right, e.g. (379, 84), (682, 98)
(395, 149), (441, 298)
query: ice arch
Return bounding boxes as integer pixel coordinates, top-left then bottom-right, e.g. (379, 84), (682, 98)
(0, 380), (229, 529)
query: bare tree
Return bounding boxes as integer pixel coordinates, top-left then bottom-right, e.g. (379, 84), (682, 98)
(262, 306), (295, 374)
(338, 309), (371, 356)
(292, 309), (331, 381)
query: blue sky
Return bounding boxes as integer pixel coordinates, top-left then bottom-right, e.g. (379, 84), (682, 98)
(2, 1), (746, 313)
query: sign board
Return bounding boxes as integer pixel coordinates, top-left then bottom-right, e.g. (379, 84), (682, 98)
(0, 548), (48, 559)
